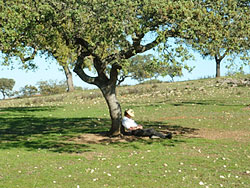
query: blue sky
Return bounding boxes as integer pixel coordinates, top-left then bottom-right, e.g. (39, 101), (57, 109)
(1, 52), (249, 93)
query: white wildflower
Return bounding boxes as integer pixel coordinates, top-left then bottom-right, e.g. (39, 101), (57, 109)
(199, 181), (204, 185)
(220, 175), (225, 179)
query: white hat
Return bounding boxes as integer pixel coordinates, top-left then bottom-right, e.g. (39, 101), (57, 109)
(125, 109), (135, 117)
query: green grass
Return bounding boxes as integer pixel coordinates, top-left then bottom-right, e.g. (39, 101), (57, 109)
(0, 75), (249, 188)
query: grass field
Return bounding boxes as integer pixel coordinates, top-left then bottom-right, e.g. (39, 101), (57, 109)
(0, 75), (249, 188)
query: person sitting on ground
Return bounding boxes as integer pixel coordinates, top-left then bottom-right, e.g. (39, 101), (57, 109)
(122, 109), (172, 139)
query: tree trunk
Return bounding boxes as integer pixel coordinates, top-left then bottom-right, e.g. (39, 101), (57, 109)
(63, 65), (74, 92)
(215, 56), (221, 78)
(100, 85), (122, 136)
(73, 57), (123, 136)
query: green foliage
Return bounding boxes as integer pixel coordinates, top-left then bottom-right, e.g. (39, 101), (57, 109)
(1, 0), (204, 81)
(119, 54), (160, 83)
(74, 86), (84, 91)
(1, 0), (249, 79)
(19, 85), (38, 97)
(0, 78), (15, 99)
(183, 0), (250, 76)
(139, 79), (163, 85)
(37, 80), (67, 95)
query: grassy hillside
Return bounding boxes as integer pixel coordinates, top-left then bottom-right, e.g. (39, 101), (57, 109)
(0, 75), (249, 187)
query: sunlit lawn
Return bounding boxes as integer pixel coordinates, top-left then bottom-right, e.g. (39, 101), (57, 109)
(0, 76), (249, 187)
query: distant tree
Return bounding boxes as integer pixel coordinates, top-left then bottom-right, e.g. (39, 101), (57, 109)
(0, 78), (15, 99)
(62, 65), (74, 92)
(19, 85), (38, 97)
(184, 0), (250, 77)
(37, 80), (67, 95)
(118, 53), (190, 84)
(74, 86), (83, 91)
(43, 41), (77, 93)
(117, 54), (158, 84)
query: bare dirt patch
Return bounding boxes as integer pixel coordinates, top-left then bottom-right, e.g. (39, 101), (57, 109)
(70, 132), (150, 144)
(70, 128), (250, 145)
(187, 128), (250, 142)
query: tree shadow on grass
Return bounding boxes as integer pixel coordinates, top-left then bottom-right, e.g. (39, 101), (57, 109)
(132, 99), (247, 108)
(170, 100), (247, 107)
(0, 116), (111, 153)
(0, 106), (199, 152)
(141, 121), (199, 135)
(0, 106), (112, 153)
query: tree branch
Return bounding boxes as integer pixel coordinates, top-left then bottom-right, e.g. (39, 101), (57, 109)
(73, 56), (97, 85)
(117, 75), (129, 85)
(109, 62), (122, 86)
(19, 47), (38, 63)
(75, 37), (101, 60)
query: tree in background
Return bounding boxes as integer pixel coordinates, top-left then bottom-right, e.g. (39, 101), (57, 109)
(0, 0), (38, 69)
(19, 85), (38, 97)
(37, 80), (67, 95)
(41, 38), (77, 92)
(117, 54), (159, 84)
(0, 78), (15, 99)
(118, 53), (190, 84)
(0, 1), (75, 93)
(183, 0), (250, 77)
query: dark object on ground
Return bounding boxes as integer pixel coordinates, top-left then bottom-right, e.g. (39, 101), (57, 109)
(131, 128), (172, 139)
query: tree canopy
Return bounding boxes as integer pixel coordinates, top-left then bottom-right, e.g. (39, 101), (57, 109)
(183, 0), (250, 77)
(0, 78), (15, 99)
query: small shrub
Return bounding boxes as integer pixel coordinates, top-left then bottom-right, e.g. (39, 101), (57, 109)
(37, 80), (67, 95)
(19, 85), (38, 97)
(139, 79), (162, 85)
